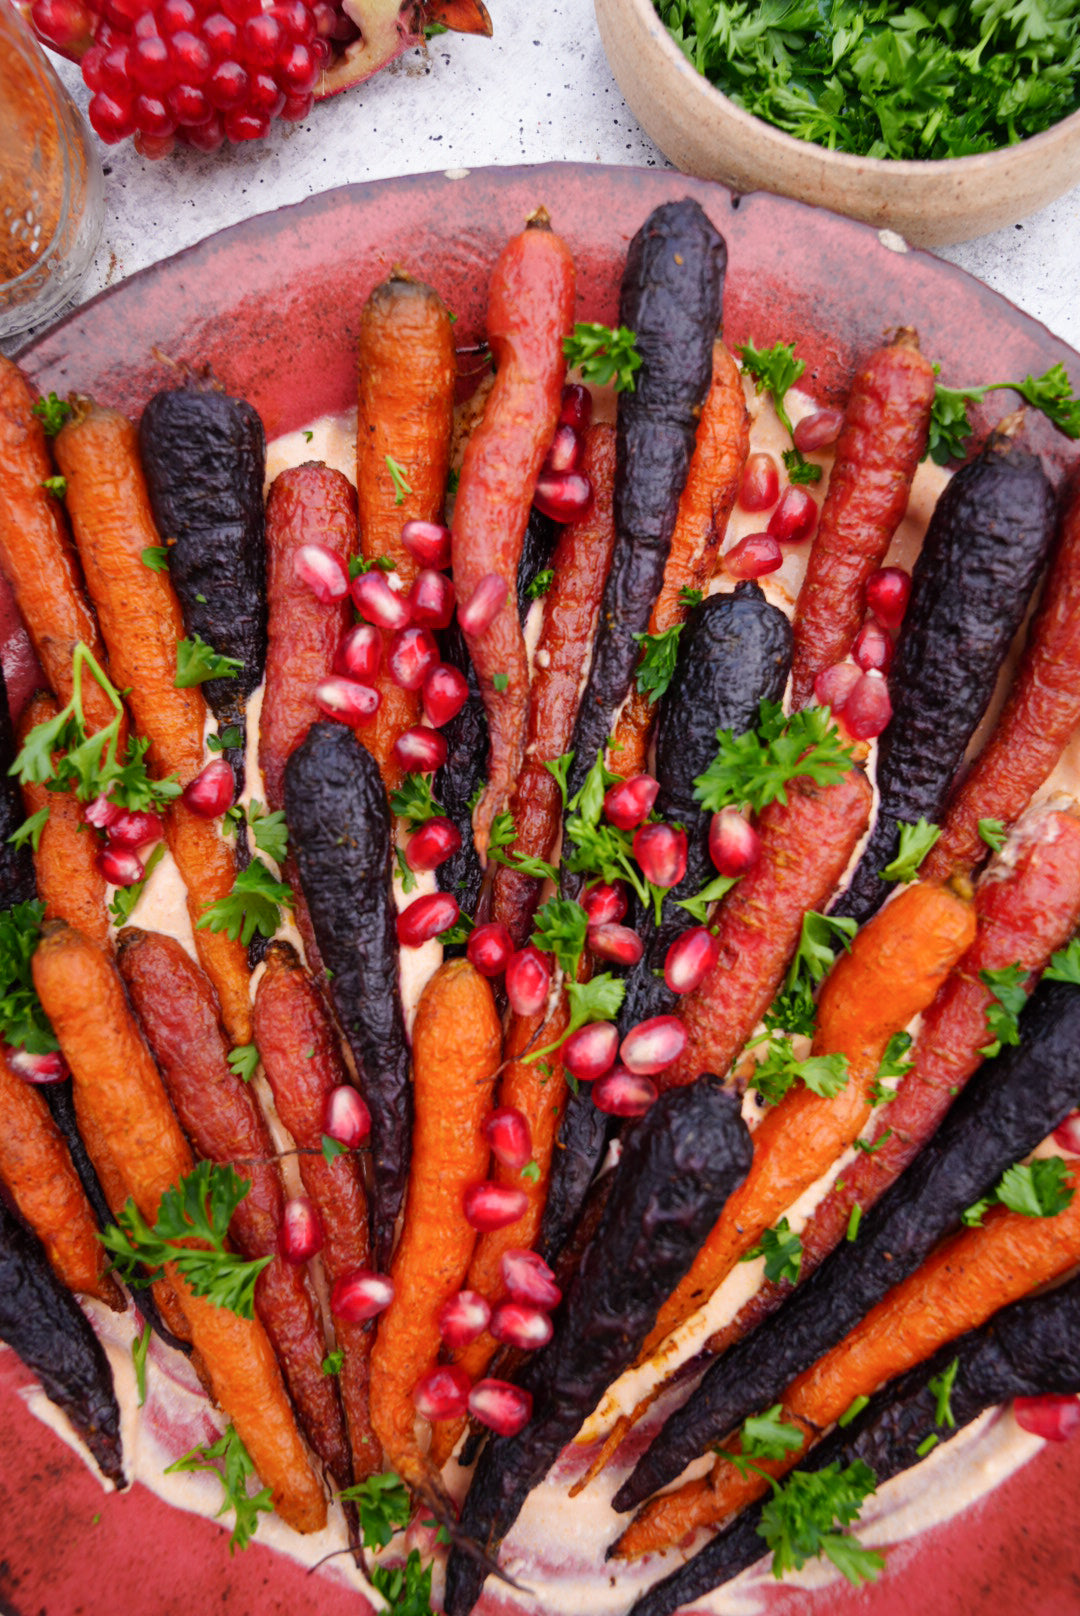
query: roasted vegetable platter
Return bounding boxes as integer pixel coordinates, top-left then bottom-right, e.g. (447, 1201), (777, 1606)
(3, 165), (1080, 1616)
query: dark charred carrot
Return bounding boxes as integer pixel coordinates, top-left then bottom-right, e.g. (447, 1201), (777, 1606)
(32, 921), (326, 1532)
(924, 474), (1080, 882)
(0, 1049), (121, 1306)
(370, 960), (501, 1495)
(490, 423), (617, 946)
(608, 340), (750, 779)
(117, 927), (352, 1489)
(0, 359), (116, 739)
(661, 768), (873, 1091)
(451, 210), (575, 856)
(0, 665), (34, 909)
(53, 402), (251, 1044)
(356, 273), (457, 791)
(17, 693), (109, 948)
(253, 939), (381, 1481)
(789, 330), (935, 710)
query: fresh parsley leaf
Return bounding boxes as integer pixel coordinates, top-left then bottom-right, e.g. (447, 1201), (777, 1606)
(978, 962), (1028, 1058)
(302, 429), (314, 442)
(390, 773), (444, 829)
(694, 700), (854, 815)
(196, 858), (293, 947)
(927, 363), (1080, 464)
(385, 455), (412, 506)
(543, 752), (574, 808)
(9, 806), (49, 852)
(996, 1156), (1074, 1219)
(564, 749), (670, 924)
(321, 1349), (343, 1376)
(750, 1032), (849, 1108)
(32, 392), (72, 435)
(632, 623), (683, 704)
(339, 1470), (411, 1550)
(370, 1548), (436, 1616)
(741, 1217), (803, 1285)
(757, 1459), (882, 1587)
(928, 1357), (959, 1430)
(175, 635), (243, 689)
(1044, 938), (1080, 985)
(562, 322), (642, 393)
(765, 911), (856, 1038)
(521, 1159), (541, 1184)
(674, 872), (739, 924)
(349, 554), (397, 579)
(1008, 363), (1080, 440)
(395, 845), (418, 895)
(978, 817), (1007, 853)
(165, 1424), (273, 1552)
(869, 1031), (913, 1107)
(880, 818), (941, 883)
(853, 1127), (893, 1155)
(492, 672), (509, 692)
(227, 1043), (259, 1083)
(438, 915), (475, 947)
(41, 475), (66, 499)
(739, 1404), (806, 1463)
(783, 447), (823, 484)
(322, 1133), (348, 1164)
(738, 340), (805, 440)
(678, 586), (703, 608)
(531, 897), (589, 977)
(466, 777), (486, 813)
(246, 800), (288, 863)
(108, 844), (165, 926)
(526, 569), (554, 600)
(207, 726), (244, 755)
(527, 973), (626, 1063)
(487, 810), (557, 884)
(132, 1321), (152, 1407)
(446, 466), (460, 497)
(141, 545), (170, 573)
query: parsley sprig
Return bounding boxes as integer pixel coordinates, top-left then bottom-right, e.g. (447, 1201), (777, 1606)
(963, 1155), (1074, 1227)
(632, 623), (683, 704)
(880, 819), (941, 883)
(175, 635), (243, 688)
(1045, 938), (1080, 984)
(869, 1031), (913, 1106)
(741, 1217), (803, 1285)
(0, 901), (58, 1053)
(196, 858), (293, 947)
(165, 1424), (273, 1552)
(928, 363), (1080, 464)
(109, 842), (165, 925)
(487, 810), (558, 883)
(758, 1460), (883, 1587)
(765, 911), (857, 1039)
(531, 897), (589, 978)
(749, 1031), (849, 1108)
(562, 322), (642, 393)
(32, 392), (72, 436)
(526, 569), (554, 600)
(718, 1405), (805, 1475)
(738, 340), (822, 483)
(340, 1470), (412, 1549)
(564, 750), (671, 924)
(390, 773), (445, 829)
(694, 700), (854, 816)
(978, 962), (1028, 1058)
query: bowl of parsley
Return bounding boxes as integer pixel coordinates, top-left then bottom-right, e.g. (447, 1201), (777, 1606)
(595, 0), (1080, 247)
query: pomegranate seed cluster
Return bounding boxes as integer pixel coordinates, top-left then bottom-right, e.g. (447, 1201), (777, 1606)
(812, 563), (910, 741)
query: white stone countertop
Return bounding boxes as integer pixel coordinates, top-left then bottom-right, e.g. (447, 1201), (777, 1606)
(36, 2), (1080, 355)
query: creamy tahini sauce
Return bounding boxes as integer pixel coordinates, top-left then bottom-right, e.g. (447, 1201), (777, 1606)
(14, 376), (1062, 1611)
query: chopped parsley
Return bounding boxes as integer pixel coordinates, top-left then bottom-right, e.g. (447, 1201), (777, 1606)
(207, 725), (244, 754)
(928, 362), (1080, 464)
(227, 1044), (260, 1083)
(928, 1357), (959, 1430)
(175, 635), (243, 689)
(765, 911), (856, 1038)
(678, 586), (703, 608)
(741, 1217), (803, 1285)
(1044, 938), (1080, 985)
(31, 392), (72, 435)
(246, 800), (288, 863)
(869, 1031), (913, 1105)
(978, 817), (1008, 853)
(321, 1349), (344, 1377)
(694, 700), (854, 816)
(390, 773), (445, 828)
(674, 871), (739, 924)
(562, 322), (642, 393)
(880, 818), (941, 883)
(141, 545), (170, 573)
(632, 622), (683, 704)
(132, 1321), (152, 1407)
(526, 569), (554, 600)
(486, 810), (557, 884)
(531, 897), (590, 977)
(339, 1469), (411, 1549)
(9, 806), (48, 853)
(543, 751), (574, 808)
(385, 455), (412, 506)
(108, 843), (165, 925)
(978, 962), (1028, 1058)
(41, 475), (67, 499)
(749, 1032), (849, 1108)
(395, 845), (418, 894)
(757, 1459), (883, 1587)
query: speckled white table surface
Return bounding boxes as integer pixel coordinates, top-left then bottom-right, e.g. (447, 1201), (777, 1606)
(36, 3), (1080, 355)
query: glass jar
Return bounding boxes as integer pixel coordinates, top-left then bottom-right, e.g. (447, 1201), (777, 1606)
(0, 4), (104, 342)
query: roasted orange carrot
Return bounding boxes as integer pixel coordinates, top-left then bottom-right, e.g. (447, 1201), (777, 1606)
(17, 693), (109, 948)
(32, 921), (325, 1533)
(608, 341), (750, 780)
(0, 359), (116, 739)
(0, 1050), (120, 1306)
(53, 402), (251, 1044)
(369, 959), (501, 1493)
(491, 423), (618, 946)
(356, 272), (456, 790)
(117, 927), (352, 1489)
(253, 940), (381, 1482)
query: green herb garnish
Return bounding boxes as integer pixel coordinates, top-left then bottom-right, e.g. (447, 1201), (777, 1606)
(141, 546), (170, 573)
(385, 455), (413, 506)
(165, 1424), (273, 1552)
(196, 858), (292, 947)
(526, 569), (554, 600)
(741, 1217), (803, 1285)
(880, 819), (941, 883)
(694, 700), (853, 815)
(227, 1044), (260, 1083)
(32, 392), (72, 435)
(562, 322), (642, 393)
(978, 962), (1028, 1058)
(175, 635), (243, 689)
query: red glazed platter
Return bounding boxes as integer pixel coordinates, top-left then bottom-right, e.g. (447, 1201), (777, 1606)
(3, 162), (1080, 1616)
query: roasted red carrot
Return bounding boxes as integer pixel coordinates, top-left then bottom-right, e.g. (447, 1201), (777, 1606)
(17, 693), (110, 948)
(0, 360), (116, 738)
(662, 768), (873, 1090)
(32, 921), (325, 1532)
(924, 473), (1080, 881)
(491, 422), (617, 946)
(608, 340), (750, 780)
(253, 939), (381, 1482)
(0, 1051), (121, 1307)
(53, 403), (251, 1044)
(451, 209), (575, 855)
(117, 927), (352, 1489)
(356, 273), (456, 790)
(369, 959), (501, 1494)
(789, 330), (935, 709)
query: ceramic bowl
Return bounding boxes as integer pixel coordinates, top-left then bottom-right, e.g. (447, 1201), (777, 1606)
(594, 0), (1080, 247)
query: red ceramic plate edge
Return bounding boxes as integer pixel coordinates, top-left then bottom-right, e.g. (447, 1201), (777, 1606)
(3, 162), (1080, 1616)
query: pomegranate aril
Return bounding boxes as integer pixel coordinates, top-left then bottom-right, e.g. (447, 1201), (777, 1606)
(542, 422), (584, 476)
(405, 816), (461, 872)
(813, 661), (861, 715)
(665, 926), (721, 994)
(604, 774), (659, 831)
(7, 1047), (66, 1085)
(182, 113), (225, 150)
(593, 1067), (658, 1117)
(500, 1248), (561, 1309)
(387, 626), (439, 692)
(724, 532), (783, 580)
(469, 1379), (532, 1437)
(533, 470), (593, 525)
(206, 59), (248, 107)
(246, 71), (284, 116)
(401, 520), (452, 570)
(490, 1300), (553, 1350)
(314, 677), (380, 725)
(588, 923), (644, 967)
(133, 4), (162, 31)
(85, 793), (121, 830)
(559, 384), (592, 433)
(98, 847), (144, 887)
(467, 922), (513, 979)
(334, 622), (381, 683)
(422, 663), (468, 728)
(100, 43), (132, 95)
(352, 570), (410, 631)
(1013, 1395), (1080, 1442)
(793, 408), (845, 453)
(221, 0), (260, 20)
(132, 34), (175, 91)
(89, 91), (136, 142)
(33, 0), (93, 51)
(708, 809), (760, 877)
(563, 1021), (619, 1083)
(278, 90), (312, 120)
(505, 946), (551, 1017)
(738, 452), (779, 512)
(107, 809), (164, 849)
(865, 566), (911, 632)
(81, 42), (109, 92)
(134, 131), (176, 159)
(202, 11), (238, 57)
(134, 94), (175, 136)
(768, 486), (818, 544)
(393, 726), (446, 774)
(843, 670), (892, 740)
(464, 1182), (528, 1233)
(408, 569), (455, 630)
(1053, 1112), (1080, 1155)
(182, 757), (235, 817)
(224, 107), (268, 141)
(269, 0), (314, 40)
(322, 1083), (371, 1148)
(158, 0), (197, 31)
(853, 618), (894, 674)
(413, 1364), (470, 1421)
(583, 882), (628, 927)
(240, 11), (281, 66)
(331, 1268), (394, 1323)
(167, 82), (211, 123)
(396, 891), (458, 948)
(633, 823), (687, 889)
(458, 573), (508, 638)
(276, 40), (317, 92)
(438, 1290), (491, 1350)
(278, 1195), (323, 1263)
(482, 1106), (532, 1170)
(621, 1015), (687, 1076)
